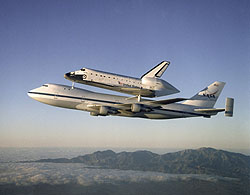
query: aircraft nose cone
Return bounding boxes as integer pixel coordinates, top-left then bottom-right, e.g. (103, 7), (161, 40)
(64, 72), (71, 79)
(27, 89), (36, 99)
(64, 72), (76, 81)
(27, 91), (32, 97)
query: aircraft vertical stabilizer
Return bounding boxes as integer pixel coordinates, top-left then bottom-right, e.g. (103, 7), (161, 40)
(141, 61), (170, 79)
(182, 81), (225, 108)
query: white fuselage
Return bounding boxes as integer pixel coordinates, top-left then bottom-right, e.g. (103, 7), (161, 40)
(28, 84), (210, 120)
(64, 68), (179, 97)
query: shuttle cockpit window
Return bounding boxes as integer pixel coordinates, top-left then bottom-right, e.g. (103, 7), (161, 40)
(81, 68), (85, 71)
(42, 84), (48, 87)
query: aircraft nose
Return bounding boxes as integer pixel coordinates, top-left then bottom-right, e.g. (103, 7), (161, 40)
(64, 72), (71, 79)
(64, 72), (75, 80)
(27, 85), (44, 99)
(27, 89), (36, 99)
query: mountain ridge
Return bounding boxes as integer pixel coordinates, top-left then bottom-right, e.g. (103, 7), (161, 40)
(30, 147), (250, 181)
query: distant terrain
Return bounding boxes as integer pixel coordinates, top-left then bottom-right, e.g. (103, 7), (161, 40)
(33, 147), (250, 181)
(1, 147), (249, 195)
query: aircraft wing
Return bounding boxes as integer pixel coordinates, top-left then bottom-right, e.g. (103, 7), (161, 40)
(116, 98), (187, 108)
(119, 87), (155, 97)
(143, 98), (188, 106)
(102, 98), (187, 111)
(83, 98), (187, 115)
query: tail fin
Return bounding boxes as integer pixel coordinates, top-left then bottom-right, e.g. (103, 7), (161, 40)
(182, 81), (226, 108)
(141, 61), (170, 79)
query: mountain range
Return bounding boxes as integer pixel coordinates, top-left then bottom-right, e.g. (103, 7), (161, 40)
(33, 147), (250, 181)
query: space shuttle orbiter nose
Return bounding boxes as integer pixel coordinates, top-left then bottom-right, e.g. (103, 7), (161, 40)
(64, 72), (71, 80)
(64, 72), (78, 82)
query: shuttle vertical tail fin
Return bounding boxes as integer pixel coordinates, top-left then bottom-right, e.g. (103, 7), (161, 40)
(141, 61), (170, 79)
(182, 81), (226, 108)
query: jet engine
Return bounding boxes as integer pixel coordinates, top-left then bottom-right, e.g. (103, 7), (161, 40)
(99, 106), (109, 116)
(131, 104), (141, 112)
(98, 106), (118, 116)
(90, 112), (98, 116)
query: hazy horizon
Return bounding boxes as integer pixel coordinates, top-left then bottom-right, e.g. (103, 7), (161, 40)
(0, 146), (249, 157)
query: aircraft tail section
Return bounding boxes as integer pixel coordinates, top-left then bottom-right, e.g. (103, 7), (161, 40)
(182, 81), (226, 108)
(141, 61), (170, 79)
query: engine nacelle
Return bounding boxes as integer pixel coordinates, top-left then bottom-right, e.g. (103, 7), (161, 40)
(99, 106), (109, 116)
(131, 104), (141, 112)
(90, 112), (99, 116)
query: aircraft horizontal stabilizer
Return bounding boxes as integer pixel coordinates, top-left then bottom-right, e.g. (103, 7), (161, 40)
(194, 108), (225, 113)
(194, 97), (234, 117)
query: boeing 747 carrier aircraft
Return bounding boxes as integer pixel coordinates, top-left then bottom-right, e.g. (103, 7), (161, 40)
(64, 61), (179, 100)
(28, 81), (234, 120)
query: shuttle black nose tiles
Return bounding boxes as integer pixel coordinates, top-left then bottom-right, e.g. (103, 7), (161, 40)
(64, 72), (71, 79)
(64, 72), (83, 82)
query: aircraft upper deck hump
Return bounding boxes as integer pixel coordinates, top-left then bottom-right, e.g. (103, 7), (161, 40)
(141, 61), (170, 79)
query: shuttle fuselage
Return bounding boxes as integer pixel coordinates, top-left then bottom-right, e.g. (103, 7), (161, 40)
(64, 61), (179, 98)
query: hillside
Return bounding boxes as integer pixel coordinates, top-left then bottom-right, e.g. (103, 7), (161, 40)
(35, 147), (250, 180)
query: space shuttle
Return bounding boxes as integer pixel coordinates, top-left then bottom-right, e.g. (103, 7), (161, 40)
(64, 61), (179, 100)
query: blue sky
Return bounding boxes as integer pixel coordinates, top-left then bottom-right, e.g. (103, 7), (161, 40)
(0, 0), (249, 150)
